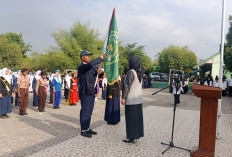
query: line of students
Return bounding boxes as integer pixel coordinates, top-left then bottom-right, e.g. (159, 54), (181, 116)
(0, 53), (145, 144)
(0, 68), (64, 118)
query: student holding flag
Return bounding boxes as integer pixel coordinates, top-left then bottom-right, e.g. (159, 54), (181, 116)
(78, 50), (104, 138)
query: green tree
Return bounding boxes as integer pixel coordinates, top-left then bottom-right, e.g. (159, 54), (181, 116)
(0, 32), (32, 57)
(118, 44), (128, 74)
(224, 15), (232, 71)
(121, 43), (152, 73)
(39, 50), (75, 73)
(22, 52), (41, 71)
(158, 45), (197, 74)
(51, 21), (101, 67)
(24, 51), (75, 73)
(0, 37), (23, 69)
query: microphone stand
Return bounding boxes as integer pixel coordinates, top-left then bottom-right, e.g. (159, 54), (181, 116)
(160, 84), (191, 154)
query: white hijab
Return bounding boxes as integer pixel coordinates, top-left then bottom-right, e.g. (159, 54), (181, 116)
(35, 70), (41, 80)
(54, 72), (61, 83)
(2, 68), (11, 83)
(50, 74), (55, 81)
(2, 68), (11, 91)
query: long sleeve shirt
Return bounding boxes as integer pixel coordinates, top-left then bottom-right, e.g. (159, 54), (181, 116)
(78, 57), (103, 96)
(52, 77), (62, 92)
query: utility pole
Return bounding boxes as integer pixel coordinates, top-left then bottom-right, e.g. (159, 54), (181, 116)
(217, 0), (226, 138)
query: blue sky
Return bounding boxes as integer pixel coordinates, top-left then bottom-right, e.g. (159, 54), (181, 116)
(1, 0), (232, 60)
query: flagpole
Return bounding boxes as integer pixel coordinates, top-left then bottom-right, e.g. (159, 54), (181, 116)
(94, 61), (103, 88)
(217, 0), (226, 138)
(94, 31), (108, 88)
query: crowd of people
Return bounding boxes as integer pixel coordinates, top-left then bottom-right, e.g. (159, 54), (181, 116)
(0, 50), (144, 144)
(170, 73), (232, 107)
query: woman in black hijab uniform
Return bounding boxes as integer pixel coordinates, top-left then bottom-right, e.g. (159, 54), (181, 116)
(121, 57), (144, 143)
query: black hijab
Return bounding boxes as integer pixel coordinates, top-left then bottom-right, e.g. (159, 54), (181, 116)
(128, 57), (143, 83)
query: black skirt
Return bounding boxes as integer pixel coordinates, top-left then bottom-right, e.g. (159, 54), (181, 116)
(125, 104), (144, 139)
(104, 97), (120, 123)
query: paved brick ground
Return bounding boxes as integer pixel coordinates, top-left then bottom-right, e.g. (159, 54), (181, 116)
(30, 106), (232, 157)
(0, 88), (231, 157)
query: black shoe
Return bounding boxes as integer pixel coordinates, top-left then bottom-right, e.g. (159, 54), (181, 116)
(107, 122), (118, 125)
(122, 139), (135, 143)
(0, 115), (6, 119)
(49, 102), (53, 104)
(39, 110), (43, 112)
(86, 129), (97, 135)
(19, 112), (24, 116)
(81, 131), (92, 138)
(4, 114), (10, 118)
(23, 113), (28, 115)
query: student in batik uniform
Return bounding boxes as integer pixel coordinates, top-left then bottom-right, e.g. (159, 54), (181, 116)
(36, 71), (47, 112)
(17, 68), (30, 116)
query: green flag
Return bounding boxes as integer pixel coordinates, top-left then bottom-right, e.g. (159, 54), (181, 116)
(101, 8), (119, 85)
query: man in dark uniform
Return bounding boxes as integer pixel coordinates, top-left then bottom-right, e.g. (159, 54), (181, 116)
(78, 50), (104, 138)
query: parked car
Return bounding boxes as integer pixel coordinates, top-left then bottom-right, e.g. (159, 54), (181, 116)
(160, 73), (168, 81)
(150, 72), (169, 81)
(150, 72), (160, 81)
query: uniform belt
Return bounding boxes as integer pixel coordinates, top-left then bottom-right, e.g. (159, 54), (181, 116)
(72, 83), (77, 85)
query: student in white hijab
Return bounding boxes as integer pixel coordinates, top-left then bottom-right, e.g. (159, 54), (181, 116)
(0, 68), (13, 118)
(52, 70), (62, 109)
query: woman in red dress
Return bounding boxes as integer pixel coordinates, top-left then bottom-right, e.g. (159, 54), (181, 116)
(70, 72), (79, 105)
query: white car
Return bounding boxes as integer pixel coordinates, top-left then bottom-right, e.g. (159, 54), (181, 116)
(150, 72), (168, 81)
(150, 72), (161, 81)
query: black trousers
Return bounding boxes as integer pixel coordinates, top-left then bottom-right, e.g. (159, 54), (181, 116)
(174, 94), (180, 105)
(229, 87), (232, 97)
(222, 90), (226, 97)
(80, 95), (95, 131)
(65, 88), (69, 100)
